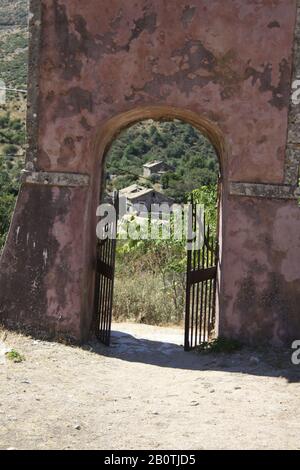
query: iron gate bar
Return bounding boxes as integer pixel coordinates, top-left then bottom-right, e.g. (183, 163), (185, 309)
(189, 266), (217, 284)
(211, 240), (219, 331)
(190, 201), (197, 347)
(194, 230), (201, 347)
(94, 191), (119, 346)
(184, 237), (192, 352)
(198, 221), (206, 346)
(97, 259), (114, 280)
(207, 239), (214, 335)
(184, 200), (218, 351)
(203, 224), (210, 343)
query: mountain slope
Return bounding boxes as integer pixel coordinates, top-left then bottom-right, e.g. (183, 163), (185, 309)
(106, 119), (219, 202)
(0, 1), (28, 252)
(0, 0), (28, 29)
(0, 0), (28, 89)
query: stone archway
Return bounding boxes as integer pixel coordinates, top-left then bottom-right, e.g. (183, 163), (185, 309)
(0, 0), (299, 345)
(92, 106), (225, 348)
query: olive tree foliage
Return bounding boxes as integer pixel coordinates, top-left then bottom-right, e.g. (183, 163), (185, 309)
(113, 185), (218, 325)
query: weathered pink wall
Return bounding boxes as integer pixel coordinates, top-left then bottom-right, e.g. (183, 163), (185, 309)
(0, 0), (299, 345)
(39, 0), (293, 180)
(222, 198), (300, 344)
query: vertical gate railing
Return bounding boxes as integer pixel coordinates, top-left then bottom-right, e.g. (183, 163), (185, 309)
(184, 199), (218, 351)
(94, 191), (119, 346)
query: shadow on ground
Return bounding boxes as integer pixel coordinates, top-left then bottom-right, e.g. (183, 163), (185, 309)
(85, 329), (300, 383)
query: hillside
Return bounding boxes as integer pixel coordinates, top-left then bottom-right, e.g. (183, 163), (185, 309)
(106, 120), (219, 202)
(0, 0), (28, 28)
(0, 0), (28, 88)
(0, 0), (28, 250)
(0, 0), (28, 158)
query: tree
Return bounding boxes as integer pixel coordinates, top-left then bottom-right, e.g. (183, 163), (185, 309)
(192, 185), (218, 233)
(105, 119), (219, 203)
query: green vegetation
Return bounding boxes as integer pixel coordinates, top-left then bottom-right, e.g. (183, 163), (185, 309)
(113, 184), (218, 325)
(0, 46), (28, 89)
(0, 0), (28, 89)
(0, 109), (25, 250)
(106, 120), (219, 202)
(114, 217), (187, 324)
(0, 153), (23, 249)
(107, 121), (219, 325)
(0, 0), (28, 28)
(5, 348), (25, 363)
(0, 1), (28, 250)
(0, 29), (28, 88)
(191, 185), (218, 233)
(0, 111), (26, 147)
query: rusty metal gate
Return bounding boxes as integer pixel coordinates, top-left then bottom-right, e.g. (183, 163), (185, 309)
(184, 200), (219, 351)
(94, 192), (119, 345)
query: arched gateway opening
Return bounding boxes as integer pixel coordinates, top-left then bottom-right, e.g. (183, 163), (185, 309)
(91, 107), (227, 350)
(0, 0), (299, 348)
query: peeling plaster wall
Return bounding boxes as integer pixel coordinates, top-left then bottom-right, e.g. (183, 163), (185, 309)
(221, 197), (300, 345)
(37, 0), (295, 182)
(0, 0), (299, 344)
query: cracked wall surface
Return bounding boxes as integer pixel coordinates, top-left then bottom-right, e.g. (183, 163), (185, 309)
(0, 0), (299, 345)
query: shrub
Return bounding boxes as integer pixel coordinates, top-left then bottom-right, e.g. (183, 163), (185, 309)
(5, 349), (25, 363)
(113, 271), (185, 325)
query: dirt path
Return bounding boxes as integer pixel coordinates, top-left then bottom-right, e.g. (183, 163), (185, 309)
(0, 322), (300, 450)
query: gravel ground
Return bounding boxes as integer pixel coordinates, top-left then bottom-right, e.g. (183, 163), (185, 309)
(0, 322), (300, 450)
